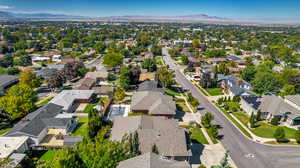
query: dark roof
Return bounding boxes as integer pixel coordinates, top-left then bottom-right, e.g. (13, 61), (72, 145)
(227, 55), (242, 61)
(117, 153), (190, 168)
(138, 81), (163, 92)
(0, 75), (18, 91)
(36, 68), (57, 79)
(6, 103), (67, 137)
(241, 96), (262, 110)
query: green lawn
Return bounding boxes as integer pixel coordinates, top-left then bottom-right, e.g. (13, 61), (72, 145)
(175, 99), (190, 113)
(190, 127), (209, 144)
(165, 88), (181, 96)
(0, 127), (11, 135)
(72, 117), (88, 137)
(216, 104), (252, 138)
(232, 112), (249, 126)
(205, 88), (223, 96)
(206, 128), (218, 144)
(155, 56), (165, 66)
(39, 150), (57, 161)
(252, 122), (297, 139)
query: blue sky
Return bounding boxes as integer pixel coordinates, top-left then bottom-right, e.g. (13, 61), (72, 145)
(0, 0), (299, 20)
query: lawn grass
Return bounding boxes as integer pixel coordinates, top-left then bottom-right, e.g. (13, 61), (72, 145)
(205, 88), (223, 96)
(252, 122), (297, 139)
(190, 127), (209, 144)
(232, 112), (249, 126)
(216, 104), (252, 139)
(206, 128), (218, 144)
(155, 56), (165, 66)
(175, 98), (191, 113)
(165, 88), (181, 97)
(39, 150), (57, 161)
(265, 141), (300, 145)
(0, 127), (11, 135)
(72, 117), (88, 137)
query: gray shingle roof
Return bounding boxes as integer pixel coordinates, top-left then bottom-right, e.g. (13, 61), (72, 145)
(131, 91), (176, 115)
(285, 95), (300, 108)
(111, 116), (189, 157)
(6, 103), (67, 137)
(63, 136), (83, 147)
(138, 81), (164, 92)
(117, 153), (190, 168)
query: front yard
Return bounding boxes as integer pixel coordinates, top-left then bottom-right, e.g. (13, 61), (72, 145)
(204, 88), (223, 96)
(190, 127), (209, 144)
(175, 98), (190, 113)
(252, 122), (297, 139)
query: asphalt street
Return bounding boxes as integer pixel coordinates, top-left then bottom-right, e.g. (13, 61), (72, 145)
(162, 48), (300, 168)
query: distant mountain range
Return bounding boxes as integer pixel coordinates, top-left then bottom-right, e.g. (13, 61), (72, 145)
(0, 11), (84, 19)
(100, 14), (230, 22)
(0, 11), (299, 24)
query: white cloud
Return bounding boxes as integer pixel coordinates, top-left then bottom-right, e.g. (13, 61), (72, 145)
(0, 5), (10, 10)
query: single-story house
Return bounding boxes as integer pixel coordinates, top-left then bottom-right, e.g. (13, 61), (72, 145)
(117, 152), (190, 168)
(36, 68), (58, 80)
(85, 71), (108, 83)
(218, 75), (254, 97)
(32, 55), (51, 62)
(75, 78), (96, 90)
(0, 136), (29, 158)
(111, 116), (190, 161)
(131, 91), (176, 117)
(92, 86), (114, 96)
(0, 136), (29, 168)
(0, 75), (19, 94)
(50, 90), (95, 113)
(5, 104), (77, 147)
(241, 94), (300, 126)
(137, 81), (164, 92)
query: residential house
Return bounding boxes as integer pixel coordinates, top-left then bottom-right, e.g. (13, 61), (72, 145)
(206, 58), (227, 65)
(61, 58), (81, 64)
(0, 136), (29, 168)
(137, 80), (164, 92)
(0, 75), (19, 94)
(50, 90), (95, 113)
(140, 51), (154, 59)
(92, 86), (114, 96)
(240, 95), (300, 126)
(32, 54), (50, 62)
(36, 68), (58, 80)
(5, 104), (77, 147)
(75, 78), (96, 90)
(131, 91), (176, 117)
(85, 71), (108, 84)
(117, 152), (190, 168)
(111, 116), (190, 161)
(218, 75), (253, 97)
(197, 66), (215, 88)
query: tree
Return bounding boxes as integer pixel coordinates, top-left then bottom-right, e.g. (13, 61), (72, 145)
(103, 52), (123, 67)
(46, 71), (65, 90)
(128, 131), (140, 156)
(271, 117), (279, 126)
(212, 151), (230, 168)
(218, 63), (229, 75)
(63, 62), (85, 81)
(50, 148), (85, 168)
(181, 55), (189, 65)
(19, 68), (41, 88)
(157, 67), (175, 88)
(94, 42), (106, 54)
(274, 127), (285, 142)
(198, 165), (207, 168)
(249, 112), (256, 128)
(201, 112), (214, 128)
(281, 84), (296, 96)
(256, 110), (262, 121)
(0, 55), (13, 67)
(141, 58), (157, 72)
(295, 128), (300, 144)
(114, 86), (125, 102)
(241, 66), (256, 82)
(251, 71), (282, 94)
(129, 65), (141, 85)
(0, 84), (37, 120)
(88, 108), (103, 139)
(208, 125), (219, 139)
(119, 66), (131, 90)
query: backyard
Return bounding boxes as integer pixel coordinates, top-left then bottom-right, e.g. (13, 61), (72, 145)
(72, 116), (88, 137)
(39, 150), (57, 162)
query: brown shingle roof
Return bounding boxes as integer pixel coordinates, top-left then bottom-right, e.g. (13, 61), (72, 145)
(117, 153), (189, 168)
(111, 116), (189, 157)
